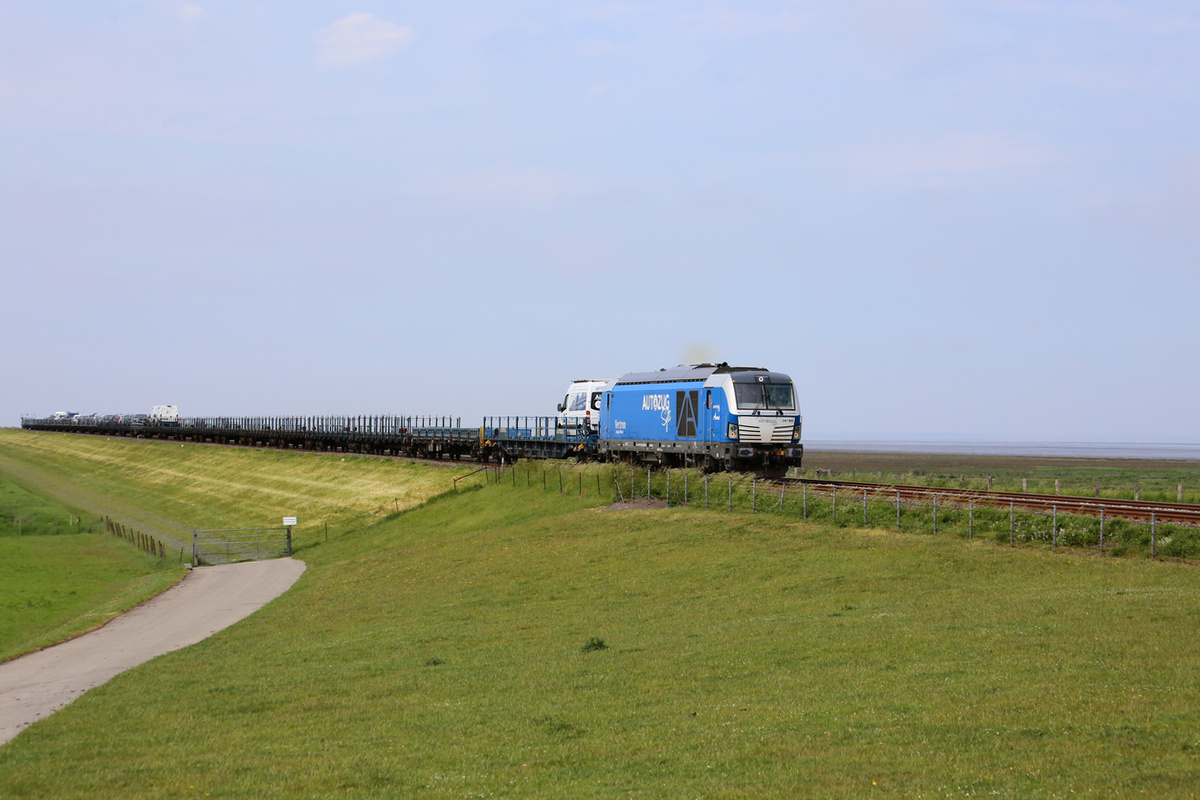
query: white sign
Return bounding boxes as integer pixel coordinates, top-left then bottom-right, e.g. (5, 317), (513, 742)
(283, 516), (297, 527)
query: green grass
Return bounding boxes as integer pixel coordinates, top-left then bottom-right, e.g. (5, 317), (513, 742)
(0, 428), (474, 550)
(0, 535), (183, 663)
(0, 433), (1199, 797)
(0, 471), (184, 662)
(0, 471), (101, 537)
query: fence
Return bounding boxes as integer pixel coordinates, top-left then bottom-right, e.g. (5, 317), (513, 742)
(103, 516), (168, 559)
(192, 527), (292, 565)
(497, 462), (1199, 560)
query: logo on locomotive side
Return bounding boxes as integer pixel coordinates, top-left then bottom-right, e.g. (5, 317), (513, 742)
(642, 394), (670, 412)
(642, 393), (672, 432)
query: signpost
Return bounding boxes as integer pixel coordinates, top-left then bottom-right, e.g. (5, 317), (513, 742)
(283, 516), (297, 555)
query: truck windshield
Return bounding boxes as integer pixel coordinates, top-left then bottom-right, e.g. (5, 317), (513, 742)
(734, 382), (795, 411)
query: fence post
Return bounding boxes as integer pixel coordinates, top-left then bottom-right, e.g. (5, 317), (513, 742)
(832, 486), (837, 523)
(896, 488), (901, 531)
(803, 484), (808, 518)
(863, 488), (868, 526)
(684, 471), (689, 507)
(969, 499), (974, 539)
(1151, 512), (1156, 558)
(779, 481), (786, 511)
(666, 470), (671, 507)
(933, 494), (938, 534)
(752, 478), (757, 513)
(705, 473), (709, 508)
(1010, 500), (1015, 545)
(1100, 508), (1105, 553)
(1053, 504), (1058, 549)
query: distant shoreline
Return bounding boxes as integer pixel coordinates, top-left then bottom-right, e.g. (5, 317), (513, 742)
(806, 441), (1200, 460)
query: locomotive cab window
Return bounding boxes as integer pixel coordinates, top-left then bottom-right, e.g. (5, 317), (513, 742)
(734, 382), (795, 411)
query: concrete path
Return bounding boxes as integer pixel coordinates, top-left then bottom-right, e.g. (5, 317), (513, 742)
(0, 557), (306, 746)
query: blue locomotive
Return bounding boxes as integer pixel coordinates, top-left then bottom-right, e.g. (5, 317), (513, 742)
(597, 363), (802, 474)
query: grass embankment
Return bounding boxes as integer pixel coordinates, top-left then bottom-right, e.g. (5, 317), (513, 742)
(0, 428), (468, 548)
(0, 472), (182, 663)
(1, 432), (1199, 797)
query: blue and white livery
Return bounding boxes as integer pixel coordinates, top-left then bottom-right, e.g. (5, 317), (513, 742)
(598, 363), (802, 474)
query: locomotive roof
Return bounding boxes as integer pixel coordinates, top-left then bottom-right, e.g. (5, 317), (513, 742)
(613, 363), (788, 386)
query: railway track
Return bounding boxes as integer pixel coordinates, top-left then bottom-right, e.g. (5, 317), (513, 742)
(783, 477), (1200, 526)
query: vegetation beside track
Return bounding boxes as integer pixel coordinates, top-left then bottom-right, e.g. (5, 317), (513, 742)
(0, 428), (473, 551)
(802, 448), (1200, 503)
(1, 432), (1199, 797)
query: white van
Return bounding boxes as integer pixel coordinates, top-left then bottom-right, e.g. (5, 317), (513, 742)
(150, 404), (180, 425)
(556, 380), (608, 435)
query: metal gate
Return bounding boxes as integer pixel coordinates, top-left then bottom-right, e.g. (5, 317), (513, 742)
(192, 527), (292, 565)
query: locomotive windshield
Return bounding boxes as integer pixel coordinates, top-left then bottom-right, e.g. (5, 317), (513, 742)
(734, 382), (796, 411)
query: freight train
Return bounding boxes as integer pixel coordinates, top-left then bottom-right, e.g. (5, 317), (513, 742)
(20, 363), (803, 474)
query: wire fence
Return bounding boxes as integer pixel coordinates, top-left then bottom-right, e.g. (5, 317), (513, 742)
(489, 462), (1199, 560)
(103, 516), (169, 559)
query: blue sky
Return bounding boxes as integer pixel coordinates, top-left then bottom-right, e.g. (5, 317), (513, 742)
(2, 1), (1198, 441)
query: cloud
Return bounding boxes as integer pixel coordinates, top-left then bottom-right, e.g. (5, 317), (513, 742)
(315, 13), (415, 67)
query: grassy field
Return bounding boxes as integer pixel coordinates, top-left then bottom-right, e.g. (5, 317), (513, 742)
(0, 428), (474, 551)
(0, 472), (183, 663)
(1, 432), (1200, 797)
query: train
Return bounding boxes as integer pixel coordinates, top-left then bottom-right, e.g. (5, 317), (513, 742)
(20, 363), (803, 475)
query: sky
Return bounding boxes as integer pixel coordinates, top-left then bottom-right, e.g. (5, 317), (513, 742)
(2, 1), (1198, 442)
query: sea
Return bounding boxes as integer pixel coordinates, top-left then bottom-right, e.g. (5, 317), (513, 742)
(806, 441), (1200, 460)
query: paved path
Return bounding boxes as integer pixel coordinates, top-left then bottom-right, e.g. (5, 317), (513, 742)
(0, 557), (306, 746)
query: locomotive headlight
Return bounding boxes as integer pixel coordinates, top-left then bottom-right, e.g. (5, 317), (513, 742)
(727, 422), (739, 441)
(792, 421), (802, 441)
